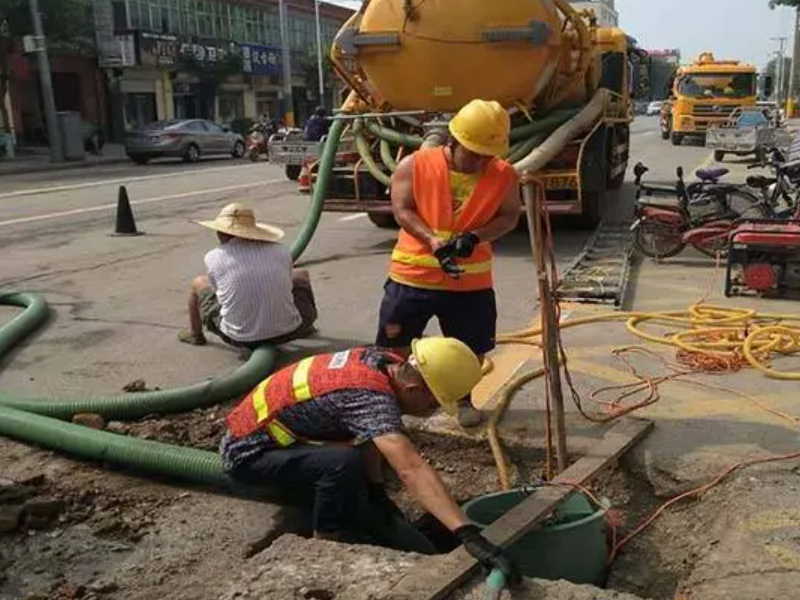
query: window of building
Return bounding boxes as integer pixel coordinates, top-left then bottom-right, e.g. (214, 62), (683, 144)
(111, 1), (128, 32)
(196, 1), (214, 37)
(230, 4), (246, 41)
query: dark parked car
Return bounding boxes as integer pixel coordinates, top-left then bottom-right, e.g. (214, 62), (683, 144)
(125, 119), (245, 165)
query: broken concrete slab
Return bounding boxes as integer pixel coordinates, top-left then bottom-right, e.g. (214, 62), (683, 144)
(220, 534), (647, 600)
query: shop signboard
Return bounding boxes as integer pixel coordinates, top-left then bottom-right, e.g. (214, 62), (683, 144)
(139, 32), (180, 67)
(241, 44), (281, 76)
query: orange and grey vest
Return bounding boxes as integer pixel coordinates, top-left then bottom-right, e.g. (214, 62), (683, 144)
(389, 146), (518, 292)
(225, 348), (399, 446)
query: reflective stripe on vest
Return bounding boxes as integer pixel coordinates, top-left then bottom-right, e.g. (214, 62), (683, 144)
(225, 348), (398, 445)
(391, 248), (493, 274)
(389, 146), (518, 292)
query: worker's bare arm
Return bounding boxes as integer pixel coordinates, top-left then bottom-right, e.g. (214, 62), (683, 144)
(373, 432), (468, 531)
(390, 156), (445, 252)
(472, 177), (521, 242)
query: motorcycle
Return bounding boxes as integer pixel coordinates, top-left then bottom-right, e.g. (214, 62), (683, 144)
(631, 162), (769, 258)
(245, 123), (273, 161)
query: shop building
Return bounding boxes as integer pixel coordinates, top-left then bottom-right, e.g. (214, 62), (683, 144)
(93, 0), (353, 139)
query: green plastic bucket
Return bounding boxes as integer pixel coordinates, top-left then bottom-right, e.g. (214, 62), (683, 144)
(462, 488), (608, 585)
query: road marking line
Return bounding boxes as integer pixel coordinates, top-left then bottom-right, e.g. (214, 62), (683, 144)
(0, 180), (283, 227)
(338, 213), (367, 222)
(0, 163), (271, 199)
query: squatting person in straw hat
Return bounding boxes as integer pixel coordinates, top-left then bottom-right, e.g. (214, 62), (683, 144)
(376, 99), (521, 427)
(220, 334), (519, 582)
(179, 203), (317, 349)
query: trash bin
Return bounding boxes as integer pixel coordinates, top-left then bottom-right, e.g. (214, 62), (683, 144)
(57, 111), (85, 161)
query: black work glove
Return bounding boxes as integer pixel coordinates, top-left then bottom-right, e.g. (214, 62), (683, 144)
(434, 244), (465, 279)
(454, 524), (521, 585)
(452, 232), (480, 258)
(368, 483), (405, 523)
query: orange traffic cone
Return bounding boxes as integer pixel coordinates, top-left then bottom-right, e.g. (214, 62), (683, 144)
(298, 161), (311, 194)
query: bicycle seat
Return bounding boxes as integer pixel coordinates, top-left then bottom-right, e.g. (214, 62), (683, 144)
(696, 167), (729, 182)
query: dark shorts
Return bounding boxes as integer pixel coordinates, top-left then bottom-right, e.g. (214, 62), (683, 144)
(375, 280), (497, 355)
(199, 275), (318, 349)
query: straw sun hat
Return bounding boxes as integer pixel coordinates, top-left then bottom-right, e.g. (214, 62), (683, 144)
(195, 203), (284, 243)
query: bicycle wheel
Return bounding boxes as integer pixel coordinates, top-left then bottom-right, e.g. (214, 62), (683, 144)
(634, 222), (686, 258)
(726, 189), (771, 219)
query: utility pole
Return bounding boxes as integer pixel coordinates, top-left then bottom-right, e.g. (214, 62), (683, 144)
(772, 36), (788, 105)
(278, 0), (294, 127)
(29, 0), (63, 162)
(788, 7), (800, 117)
(314, 0), (325, 108)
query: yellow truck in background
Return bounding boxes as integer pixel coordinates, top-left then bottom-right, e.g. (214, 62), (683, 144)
(661, 52), (758, 146)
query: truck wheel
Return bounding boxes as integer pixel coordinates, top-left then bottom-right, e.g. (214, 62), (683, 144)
(607, 125), (629, 190)
(285, 165), (302, 180)
(574, 191), (601, 229)
(671, 133), (683, 146)
(367, 212), (399, 229)
(714, 150), (725, 163)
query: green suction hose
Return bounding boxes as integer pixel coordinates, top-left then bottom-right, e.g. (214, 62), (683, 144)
(508, 108), (580, 143)
(0, 403), (229, 487)
(485, 569), (507, 600)
(355, 119), (392, 187)
(379, 138), (398, 172)
(0, 292), (48, 359)
(290, 117), (346, 261)
(364, 119), (424, 149)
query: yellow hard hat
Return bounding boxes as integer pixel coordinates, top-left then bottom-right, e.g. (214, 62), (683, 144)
(410, 337), (482, 414)
(448, 99), (510, 157)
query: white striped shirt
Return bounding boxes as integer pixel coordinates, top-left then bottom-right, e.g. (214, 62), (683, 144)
(204, 238), (301, 342)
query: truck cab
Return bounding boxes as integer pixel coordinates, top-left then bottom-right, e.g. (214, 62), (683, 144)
(667, 52), (757, 146)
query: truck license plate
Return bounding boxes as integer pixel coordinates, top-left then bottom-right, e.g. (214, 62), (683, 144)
(543, 176), (578, 190)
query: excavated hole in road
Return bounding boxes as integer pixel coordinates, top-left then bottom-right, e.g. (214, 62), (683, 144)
(21, 404), (713, 600)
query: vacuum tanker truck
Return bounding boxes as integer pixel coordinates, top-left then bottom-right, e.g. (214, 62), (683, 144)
(310, 0), (643, 227)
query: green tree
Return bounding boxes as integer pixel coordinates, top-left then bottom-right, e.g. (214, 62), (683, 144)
(0, 0), (94, 133)
(770, 1), (800, 7)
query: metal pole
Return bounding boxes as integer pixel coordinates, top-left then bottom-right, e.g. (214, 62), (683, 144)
(772, 37), (788, 105)
(789, 7), (800, 116)
(29, 0), (63, 162)
(278, 0), (294, 127)
(314, 0), (325, 107)
(522, 181), (568, 475)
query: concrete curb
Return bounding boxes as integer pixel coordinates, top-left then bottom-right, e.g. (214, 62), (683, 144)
(0, 156), (130, 176)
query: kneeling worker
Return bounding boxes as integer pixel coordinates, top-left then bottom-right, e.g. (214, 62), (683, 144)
(220, 337), (517, 580)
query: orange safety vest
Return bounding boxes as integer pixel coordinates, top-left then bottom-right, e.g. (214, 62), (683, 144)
(389, 146), (518, 292)
(225, 348), (400, 446)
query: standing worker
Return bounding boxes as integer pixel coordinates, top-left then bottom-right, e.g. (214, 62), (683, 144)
(220, 337), (518, 582)
(376, 99), (521, 427)
(304, 106), (330, 142)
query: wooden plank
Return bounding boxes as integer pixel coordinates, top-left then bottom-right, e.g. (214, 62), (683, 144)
(387, 418), (653, 600)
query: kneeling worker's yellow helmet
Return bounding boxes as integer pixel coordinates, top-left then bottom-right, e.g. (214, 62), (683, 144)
(411, 337), (482, 414)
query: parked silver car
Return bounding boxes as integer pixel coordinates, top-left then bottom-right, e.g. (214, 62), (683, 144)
(125, 119), (245, 165)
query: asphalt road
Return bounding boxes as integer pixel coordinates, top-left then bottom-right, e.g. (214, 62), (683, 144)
(0, 115), (714, 395)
